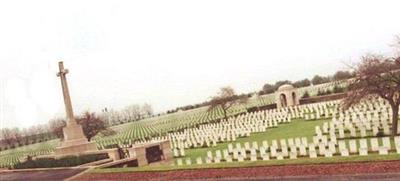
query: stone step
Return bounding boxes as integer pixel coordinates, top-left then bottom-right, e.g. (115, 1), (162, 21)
(79, 158), (113, 167)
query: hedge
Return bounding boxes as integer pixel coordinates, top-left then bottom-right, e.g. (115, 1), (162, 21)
(14, 153), (109, 169)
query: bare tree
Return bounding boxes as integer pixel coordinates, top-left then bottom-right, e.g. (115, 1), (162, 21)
(141, 103), (153, 118)
(49, 118), (66, 139)
(109, 109), (122, 125)
(124, 104), (141, 121)
(394, 35), (400, 61)
(343, 54), (400, 136)
(208, 86), (248, 121)
(0, 128), (14, 147)
(21, 128), (30, 145)
(34, 124), (47, 142)
(11, 128), (22, 146)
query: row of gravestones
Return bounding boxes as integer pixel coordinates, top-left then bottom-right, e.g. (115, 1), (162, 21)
(170, 100), (344, 157)
(316, 119), (391, 140)
(309, 97), (399, 156)
(336, 138), (399, 156)
(0, 147), (55, 168)
(170, 120), (281, 157)
(298, 80), (349, 96)
(243, 107), (302, 121)
(173, 99), (396, 165)
(303, 97), (392, 121)
(333, 107), (391, 126)
(324, 108), (393, 139)
(272, 100), (336, 121)
(175, 136), (400, 166)
(301, 101), (340, 120)
(230, 108), (298, 123)
(329, 116), (390, 133)
(108, 113), (268, 153)
(167, 112), (292, 152)
(344, 97), (388, 114)
(148, 99), (341, 154)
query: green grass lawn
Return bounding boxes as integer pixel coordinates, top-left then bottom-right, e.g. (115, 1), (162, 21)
(184, 118), (329, 159)
(3, 116), (398, 171)
(92, 118), (400, 173)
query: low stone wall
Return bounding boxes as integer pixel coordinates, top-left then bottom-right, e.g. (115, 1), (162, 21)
(247, 104), (277, 112)
(300, 93), (347, 105)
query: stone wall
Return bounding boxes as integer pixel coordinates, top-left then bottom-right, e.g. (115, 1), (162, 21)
(247, 104), (277, 112)
(300, 93), (347, 105)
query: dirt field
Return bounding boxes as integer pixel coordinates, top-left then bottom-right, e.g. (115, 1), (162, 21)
(74, 160), (400, 180)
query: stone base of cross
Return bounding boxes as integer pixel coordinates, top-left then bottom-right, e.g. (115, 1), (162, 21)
(55, 123), (97, 156)
(54, 61), (97, 155)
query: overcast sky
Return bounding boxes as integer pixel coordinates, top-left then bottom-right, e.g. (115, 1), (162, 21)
(0, 0), (399, 129)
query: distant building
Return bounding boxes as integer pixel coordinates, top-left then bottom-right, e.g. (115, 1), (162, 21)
(275, 84), (299, 109)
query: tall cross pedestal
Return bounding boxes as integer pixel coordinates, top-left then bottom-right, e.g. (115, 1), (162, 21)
(55, 61), (97, 156)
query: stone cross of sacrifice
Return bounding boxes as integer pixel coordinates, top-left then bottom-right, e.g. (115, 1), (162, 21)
(57, 61), (77, 127)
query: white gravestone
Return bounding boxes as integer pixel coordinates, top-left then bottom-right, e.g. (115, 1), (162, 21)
(328, 142), (336, 154)
(349, 140), (358, 154)
(359, 139), (368, 156)
(177, 158), (183, 166)
(324, 150), (333, 157)
(378, 146), (389, 155)
(308, 143), (317, 158)
(370, 138), (379, 152)
(382, 137), (391, 150)
(196, 157), (203, 165)
(185, 158), (192, 165)
(276, 152), (284, 160)
(262, 141), (269, 149)
(261, 153), (270, 160)
(299, 145), (307, 156)
(318, 143), (326, 155)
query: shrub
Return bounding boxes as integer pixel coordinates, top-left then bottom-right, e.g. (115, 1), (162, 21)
(14, 153), (109, 169)
(317, 89), (323, 96)
(302, 91), (310, 98)
(317, 89), (334, 96)
(333, 70), (354, 81)
(104, 144), (119, 149)
(325, 89), (332, 95)
(376, 130), (385, 137)
(333, 85), (345, 93)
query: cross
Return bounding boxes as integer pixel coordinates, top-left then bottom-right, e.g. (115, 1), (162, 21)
(57, 61), (77, 126)
(57, 61), (69, 77)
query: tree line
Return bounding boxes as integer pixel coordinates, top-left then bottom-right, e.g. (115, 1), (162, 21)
(0, 112), (107, 151)
(0, 103), (154, 150)
(165, 70), (354, 115)
(166, 92), (252, 114)
(259, 70), (354, 95)
(101, 103), (154, 126)
(0, 124), (54, 150)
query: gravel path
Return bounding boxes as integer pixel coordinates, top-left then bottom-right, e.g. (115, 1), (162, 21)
(74, 160), (400, 181)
